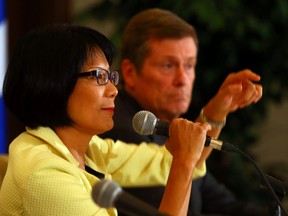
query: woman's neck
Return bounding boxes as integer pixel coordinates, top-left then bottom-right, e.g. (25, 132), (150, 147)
(53, 126), (92, 169)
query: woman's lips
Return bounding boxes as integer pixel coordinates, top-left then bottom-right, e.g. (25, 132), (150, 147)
(102, 107), (115, 113)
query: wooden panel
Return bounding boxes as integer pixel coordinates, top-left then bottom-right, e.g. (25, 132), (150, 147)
(5, 0), (72, 146)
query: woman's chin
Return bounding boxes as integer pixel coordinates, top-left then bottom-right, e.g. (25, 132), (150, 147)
(100, 122), (114, 134)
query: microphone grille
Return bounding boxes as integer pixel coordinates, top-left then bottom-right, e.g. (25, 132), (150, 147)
(92, 180), (122, 208)
(132, 110), (157, 135)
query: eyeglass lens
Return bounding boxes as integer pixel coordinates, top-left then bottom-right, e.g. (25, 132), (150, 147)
(96, 69), (119, 85)
(97, 70), (108, 85)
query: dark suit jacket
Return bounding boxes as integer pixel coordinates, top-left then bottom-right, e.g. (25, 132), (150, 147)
(100, 89), (271, 216)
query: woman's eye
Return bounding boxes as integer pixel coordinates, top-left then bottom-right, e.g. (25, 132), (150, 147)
(90, 75), (98, 80)
(96, 74), (103, 79)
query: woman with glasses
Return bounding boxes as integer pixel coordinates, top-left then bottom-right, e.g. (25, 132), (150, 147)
(0, 25), (211, 216)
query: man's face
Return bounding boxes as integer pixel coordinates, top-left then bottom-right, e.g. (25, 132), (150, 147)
(125, 37), (197, 122)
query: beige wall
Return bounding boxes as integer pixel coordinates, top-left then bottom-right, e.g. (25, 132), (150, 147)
(250, 99), (288, 167)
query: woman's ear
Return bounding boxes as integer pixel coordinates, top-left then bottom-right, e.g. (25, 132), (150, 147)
(121, 59), (138, 89)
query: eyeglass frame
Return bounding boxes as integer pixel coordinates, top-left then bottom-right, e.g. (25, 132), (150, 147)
(78, 67), (119, 86)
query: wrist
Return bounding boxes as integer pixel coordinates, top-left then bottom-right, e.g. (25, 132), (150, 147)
(199, 108), (226, 129)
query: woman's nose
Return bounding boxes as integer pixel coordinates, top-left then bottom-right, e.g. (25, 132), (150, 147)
(106, 81), (118, 98)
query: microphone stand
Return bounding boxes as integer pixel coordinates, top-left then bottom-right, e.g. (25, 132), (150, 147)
(259, 175), (286, 216)
(224, 143), (288, 216)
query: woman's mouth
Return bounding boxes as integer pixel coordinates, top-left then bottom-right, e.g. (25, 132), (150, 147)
(102, 107), (115, 113)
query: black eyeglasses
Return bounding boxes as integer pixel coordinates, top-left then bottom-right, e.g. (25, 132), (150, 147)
(78, 67), (119, 86)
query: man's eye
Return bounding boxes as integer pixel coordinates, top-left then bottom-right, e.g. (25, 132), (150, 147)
(162, 63), (173, 69)
(185, 64), (194, 70)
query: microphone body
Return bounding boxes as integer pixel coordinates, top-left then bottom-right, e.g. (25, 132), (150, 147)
(132, 110), (235, 152)
(92, 179), (169, 216)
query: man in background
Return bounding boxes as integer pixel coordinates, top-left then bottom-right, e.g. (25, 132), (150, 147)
(101, 8), (269, 216)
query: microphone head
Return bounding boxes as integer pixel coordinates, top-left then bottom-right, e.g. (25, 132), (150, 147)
(132, 110), (157, 135)
(91, 179), (122, 208)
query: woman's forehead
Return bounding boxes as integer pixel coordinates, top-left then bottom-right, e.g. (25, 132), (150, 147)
(85, 49), (107, 63)
(82, 51), (109, 71)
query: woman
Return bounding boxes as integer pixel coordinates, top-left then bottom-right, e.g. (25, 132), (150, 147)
(0, 25), (211, 216)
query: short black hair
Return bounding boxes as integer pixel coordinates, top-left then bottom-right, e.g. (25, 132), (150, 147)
(3, 24), (115, 129)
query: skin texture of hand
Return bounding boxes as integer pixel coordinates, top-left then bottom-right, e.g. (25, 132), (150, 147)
(161, 119), (211, 216)
(204, 69), (262, 121)
(165, 119), (211, 161)
(196, 69), (262, 166)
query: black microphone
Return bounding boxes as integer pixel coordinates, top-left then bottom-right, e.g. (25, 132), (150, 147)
(92, 179), (169, 216)
(132, 110), (236, 153)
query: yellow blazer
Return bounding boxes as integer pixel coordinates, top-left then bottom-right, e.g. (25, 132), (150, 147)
(0, 127), (206, 216)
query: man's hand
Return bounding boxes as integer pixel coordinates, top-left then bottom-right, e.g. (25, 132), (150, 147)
(204, 69), (262, 121)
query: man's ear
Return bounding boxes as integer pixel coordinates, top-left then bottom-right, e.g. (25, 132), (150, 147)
(121, 59), (138, 88)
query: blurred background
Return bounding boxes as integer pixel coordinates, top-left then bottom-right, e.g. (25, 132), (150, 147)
(1, 0), (288, 211)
